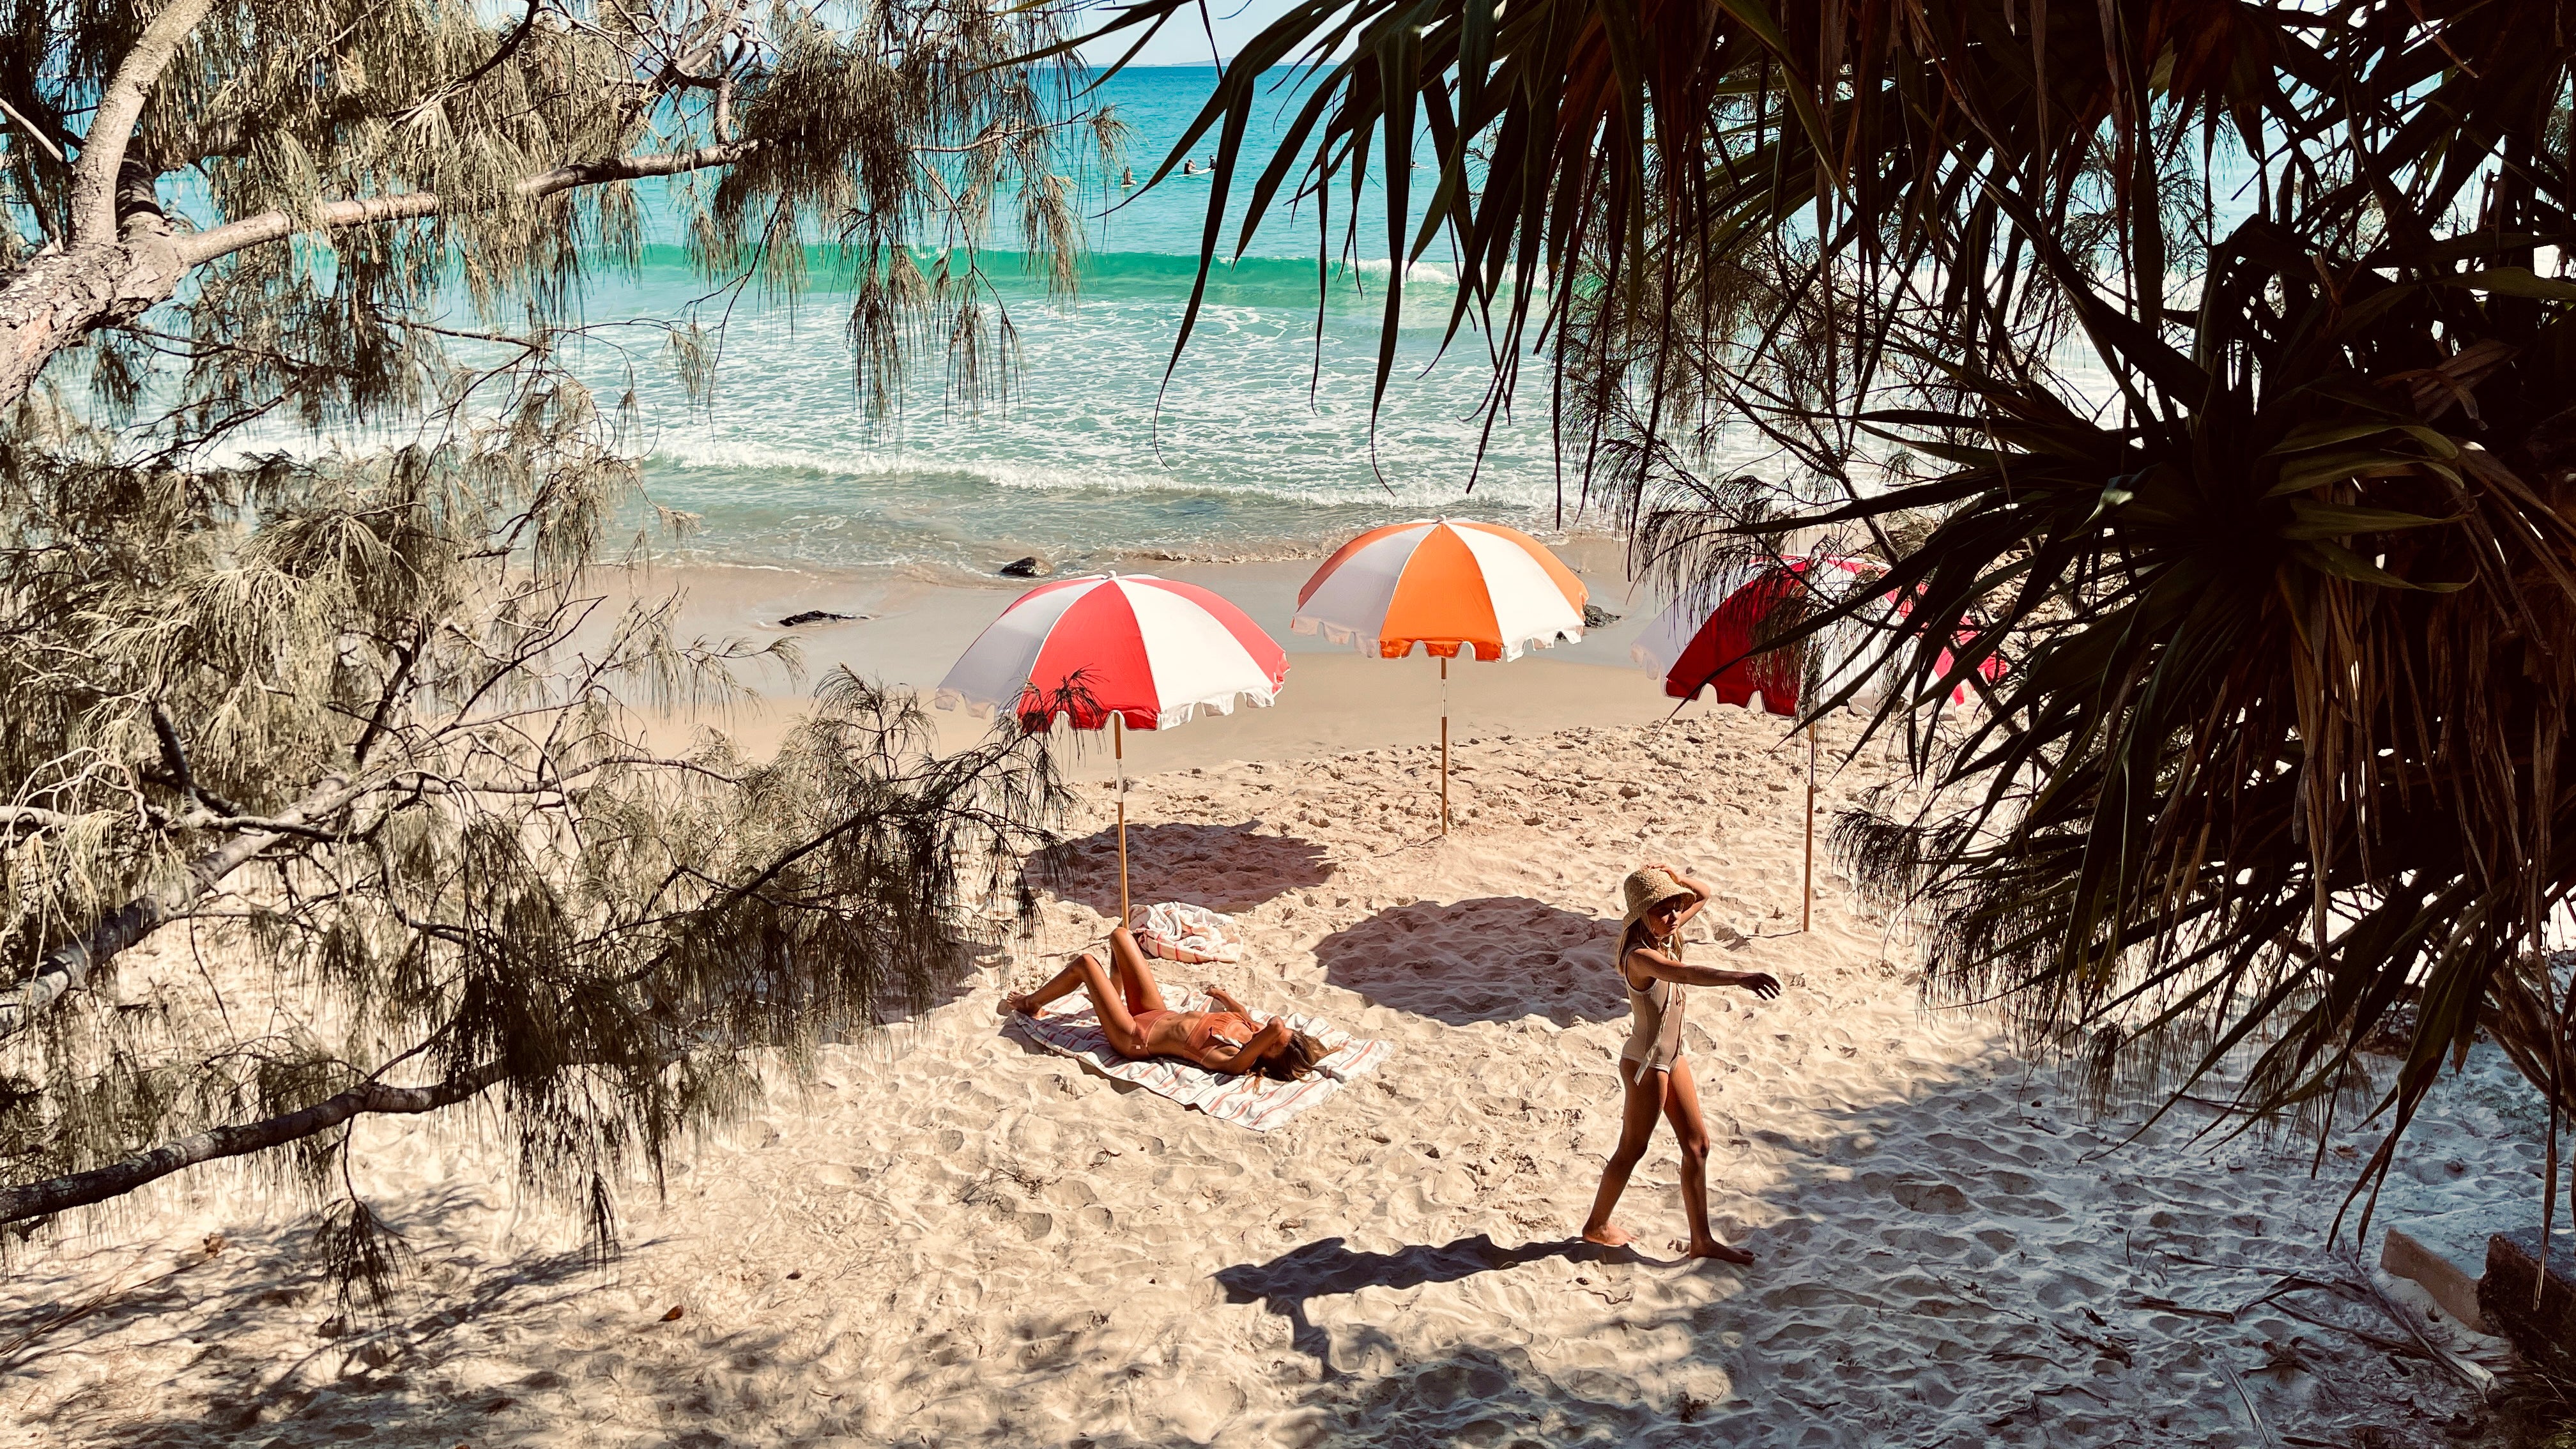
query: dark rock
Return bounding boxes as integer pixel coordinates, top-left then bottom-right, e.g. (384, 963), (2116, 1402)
(999, 556), (1050, 578)
(777, 610), (857, 627)
(2481, 1226), (2576, 1372)
(1582, 603), (1621, 629)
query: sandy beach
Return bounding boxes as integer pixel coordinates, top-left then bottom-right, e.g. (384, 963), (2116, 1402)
(0, 576), (2543, 1445)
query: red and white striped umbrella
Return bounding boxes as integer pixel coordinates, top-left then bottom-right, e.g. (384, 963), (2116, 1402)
(936, 573), (1288, 731)
(936, 573), (1287, 923)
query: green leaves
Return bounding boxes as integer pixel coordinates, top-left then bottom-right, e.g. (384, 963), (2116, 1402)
(2276, 500), (2453, 543)
(2447, 267), (2576, 301)
(1085, 0), (2576, 1232)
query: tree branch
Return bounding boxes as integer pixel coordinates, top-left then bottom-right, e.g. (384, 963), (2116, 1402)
(0, 91), (66, 166)
(177, 142), (760, 267)
(150, 699), (243, 816)
(0, 1058), (510, 1223)
(0, 772), (360, 1040)
(71, 0), (223, 243)
(0, 806), (77, 832)
(394, 0), (549, 125)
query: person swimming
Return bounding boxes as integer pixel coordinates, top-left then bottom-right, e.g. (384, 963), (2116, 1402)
(1181, 159), (1197, 175)
(1003, 926), (1326, 1079)
(1121, 165), (1135, 186)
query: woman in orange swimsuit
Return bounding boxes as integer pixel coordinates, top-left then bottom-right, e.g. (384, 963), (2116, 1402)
(1003, 926), (1326, 1078)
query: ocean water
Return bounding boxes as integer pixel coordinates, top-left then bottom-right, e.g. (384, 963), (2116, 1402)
(587, 66), (1596, 578)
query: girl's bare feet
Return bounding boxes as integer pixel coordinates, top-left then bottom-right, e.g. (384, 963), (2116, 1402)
(1679, 1237), (1754, 1264)
(1581, 1222), (1631, 1248)
(999, 992), (1031, 1015)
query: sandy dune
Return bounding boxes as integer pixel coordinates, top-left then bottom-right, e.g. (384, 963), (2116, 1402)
(0, 707), (2521, 1448)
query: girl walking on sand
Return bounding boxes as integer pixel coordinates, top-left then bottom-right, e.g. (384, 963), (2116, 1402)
(1581, 863), (1781, 1261)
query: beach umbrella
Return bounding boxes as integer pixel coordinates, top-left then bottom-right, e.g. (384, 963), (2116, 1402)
(935, 573), (1289, 923)
(1632, 556), (2003, 930)
(1292, 518), (1588, 834)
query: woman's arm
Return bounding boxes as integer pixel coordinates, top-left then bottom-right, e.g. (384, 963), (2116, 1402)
(1625, 945), (1782, 999)
(1205, 985), (1248, 1016)
(1197, 1016), (1287, 1071)
(1643, 861), (1712, 928)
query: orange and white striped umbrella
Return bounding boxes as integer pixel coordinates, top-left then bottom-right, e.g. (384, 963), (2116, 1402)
(1291, 519), (1588, 659)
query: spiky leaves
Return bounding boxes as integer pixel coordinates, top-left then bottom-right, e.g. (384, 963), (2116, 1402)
(1118, 0), (2576, 1218)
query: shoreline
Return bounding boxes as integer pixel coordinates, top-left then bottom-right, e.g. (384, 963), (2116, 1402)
(620, 533), (1781, 779)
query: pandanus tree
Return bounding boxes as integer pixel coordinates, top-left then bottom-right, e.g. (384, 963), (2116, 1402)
(1107, 0), (2576, 1222)
(0, 0), (1116, 1289)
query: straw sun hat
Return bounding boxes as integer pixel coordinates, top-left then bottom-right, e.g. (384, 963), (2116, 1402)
(1620, 866), (1696, 937)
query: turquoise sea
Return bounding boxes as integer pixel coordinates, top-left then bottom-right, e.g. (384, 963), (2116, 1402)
(588, 65), (1611, 579)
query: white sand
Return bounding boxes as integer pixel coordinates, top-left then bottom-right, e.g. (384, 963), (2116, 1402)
(0, 601), (2534, 1448)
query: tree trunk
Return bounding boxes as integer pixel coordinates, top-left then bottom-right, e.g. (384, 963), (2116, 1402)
(0, 1059), (510, 1224)
(0, 772), (356, 1039)
(0, 226), (188, 411)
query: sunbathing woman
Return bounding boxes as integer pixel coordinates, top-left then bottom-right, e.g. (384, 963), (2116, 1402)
(1004, 925), (1328, 1080)
(1580, 863), (1782, 1263)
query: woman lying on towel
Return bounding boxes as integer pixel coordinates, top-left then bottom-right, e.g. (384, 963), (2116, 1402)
(1004, 926), (1328, 1080)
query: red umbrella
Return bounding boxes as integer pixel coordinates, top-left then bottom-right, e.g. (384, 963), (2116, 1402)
(1632, 556), (2002, 712)
(1632, 558), (2004, 930)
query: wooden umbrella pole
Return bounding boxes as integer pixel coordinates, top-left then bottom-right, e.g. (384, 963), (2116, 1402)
(1439, 654), (1450, 836)
(1801, 721), (1816, 933)
(1114, 714), (1130, 926)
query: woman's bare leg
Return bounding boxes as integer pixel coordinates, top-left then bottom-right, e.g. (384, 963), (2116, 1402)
(1579, 1067), (1666, 1248)
(1663, 1064), (1752, 1263)
(1003, 953), (1148, 1055)
(1101, 926), (1167, 1014)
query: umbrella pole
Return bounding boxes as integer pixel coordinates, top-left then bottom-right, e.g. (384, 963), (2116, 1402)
(1801, 721), (1816, 933)
(1114, 715), (1130, 926)
(1439, 654), (1450, 836)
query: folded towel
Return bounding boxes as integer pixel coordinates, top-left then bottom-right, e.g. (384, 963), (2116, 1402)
(1008, 987), (1390, 1131)
(1133, 901), (1243, 964)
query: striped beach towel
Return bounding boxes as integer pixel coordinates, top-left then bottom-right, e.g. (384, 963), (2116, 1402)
(1009, 988), (1390, 1131)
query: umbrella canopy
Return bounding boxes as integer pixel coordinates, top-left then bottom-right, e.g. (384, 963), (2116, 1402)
(1631, 558), (1862, 716)
(936, 573), (1288, 732)
(1292, 519), (1587, 660)
(1632, 557), (2000, 715)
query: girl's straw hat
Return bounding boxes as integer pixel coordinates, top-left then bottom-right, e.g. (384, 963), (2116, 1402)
(1620, 866), (1695, 935)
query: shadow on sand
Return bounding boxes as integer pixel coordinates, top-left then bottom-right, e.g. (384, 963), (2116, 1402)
(0, 1188), (643, 1447)
(1215, 1233), (1644, 1372)
(1039, 820), (1334, 919)
(1312, 896), (1624, 1025)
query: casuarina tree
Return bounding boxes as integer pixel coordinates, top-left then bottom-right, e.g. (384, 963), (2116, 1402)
(0, 0), (1112, 1295)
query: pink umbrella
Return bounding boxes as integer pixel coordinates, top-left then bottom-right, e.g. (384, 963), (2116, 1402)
(1631, 557), (2003, 930)
(937, 574), (1289, 922)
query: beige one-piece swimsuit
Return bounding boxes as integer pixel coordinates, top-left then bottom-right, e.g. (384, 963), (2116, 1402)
(1618, 926), (1687, 1087)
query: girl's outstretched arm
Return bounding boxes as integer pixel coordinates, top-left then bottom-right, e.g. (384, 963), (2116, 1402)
(1625, 944), (1782, 1000)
